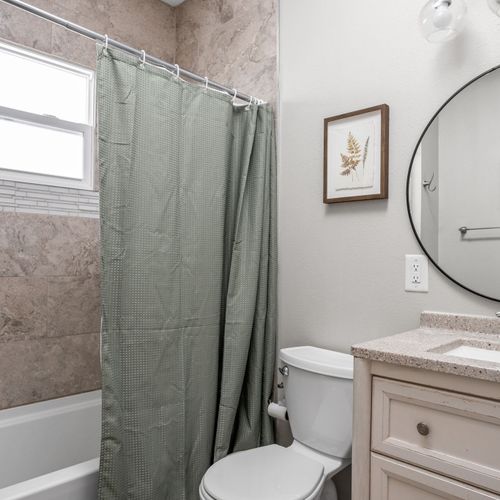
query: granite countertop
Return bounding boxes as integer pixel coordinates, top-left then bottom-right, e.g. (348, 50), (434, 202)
(351, 311), (500, 383)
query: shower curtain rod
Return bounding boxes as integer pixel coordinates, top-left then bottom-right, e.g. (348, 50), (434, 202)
(0, 0), (260, 104)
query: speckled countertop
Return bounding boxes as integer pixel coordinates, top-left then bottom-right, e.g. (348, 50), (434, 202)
(351, 311), (500, 383)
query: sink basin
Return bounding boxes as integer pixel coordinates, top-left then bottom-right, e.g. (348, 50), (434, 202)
(442, 344), (500, 364)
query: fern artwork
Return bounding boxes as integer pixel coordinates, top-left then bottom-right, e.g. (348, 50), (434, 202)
(334, 127), (375, 191)
(339, 132), (370, 180)
(324, 105), (389, 203)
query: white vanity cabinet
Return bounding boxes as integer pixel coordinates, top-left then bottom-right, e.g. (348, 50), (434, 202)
(371, 454), (500, 500)
(352, 358), (500, 500)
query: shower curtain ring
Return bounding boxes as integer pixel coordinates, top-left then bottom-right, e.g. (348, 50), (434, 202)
(140, 49), (146, 67)
(232, 88), (238, 104)
(204, 76), (209, 90)
(174, 64), (180, 79)
(104, 34), (109, 50)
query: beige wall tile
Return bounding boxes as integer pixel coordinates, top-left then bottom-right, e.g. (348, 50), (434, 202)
(0, 213), (100, 277)
(0, 5), (52, 53)
(0, 332), (101, 410)
(106, 0), (176, 62)
(50, 25), (98, 69)
(0, 0), (176, 68)
(47, 276), (101, 336)
(0, 277), (48, 343)
(176, 0), (277, 104)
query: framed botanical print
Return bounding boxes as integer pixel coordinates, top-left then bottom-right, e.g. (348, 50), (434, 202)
(323, 104), (389, 203)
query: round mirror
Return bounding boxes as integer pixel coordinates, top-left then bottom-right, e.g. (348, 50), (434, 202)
(407, 66), (500, 302)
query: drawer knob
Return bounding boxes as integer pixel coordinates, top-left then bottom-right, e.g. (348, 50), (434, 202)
(417, 422), (430, 436)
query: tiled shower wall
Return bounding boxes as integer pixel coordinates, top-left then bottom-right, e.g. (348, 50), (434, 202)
(176, 0), (278, 104)
(0, 0), (176, 410)
(0, 213), (101, 408)
(0, 0), (277, 410)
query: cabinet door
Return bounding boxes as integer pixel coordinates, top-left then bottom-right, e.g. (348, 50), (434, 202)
(371, 454), (500, 500)
(371, 377), (500, 493)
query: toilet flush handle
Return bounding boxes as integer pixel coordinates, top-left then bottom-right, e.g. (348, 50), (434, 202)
(279, 365), (289, 377)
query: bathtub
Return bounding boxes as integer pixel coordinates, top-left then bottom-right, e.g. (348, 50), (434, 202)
(0, 390), (101, 500)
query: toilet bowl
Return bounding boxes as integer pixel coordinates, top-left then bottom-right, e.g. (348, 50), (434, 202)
(199, 441), (349, 500)
(199, 346), (353, 500)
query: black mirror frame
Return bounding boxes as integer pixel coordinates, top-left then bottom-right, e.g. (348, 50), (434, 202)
(406, 64), (500, 304)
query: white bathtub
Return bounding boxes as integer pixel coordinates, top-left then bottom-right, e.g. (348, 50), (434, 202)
(0, 390), (101, 500)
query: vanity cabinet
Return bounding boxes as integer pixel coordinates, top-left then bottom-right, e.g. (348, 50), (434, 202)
(371, 454), (500, 500)
(352, 359), (500, 500)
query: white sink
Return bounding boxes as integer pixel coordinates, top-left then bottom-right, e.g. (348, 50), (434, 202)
(443, 344), (500, 364)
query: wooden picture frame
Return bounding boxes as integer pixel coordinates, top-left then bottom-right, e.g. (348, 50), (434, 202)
(323, 104), (389, 204)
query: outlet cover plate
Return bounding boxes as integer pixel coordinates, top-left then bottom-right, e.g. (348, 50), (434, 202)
(405, 254), (429, 293)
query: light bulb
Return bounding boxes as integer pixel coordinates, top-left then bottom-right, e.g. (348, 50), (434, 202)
(433, 3), (453, 28)
(419, 0), (467, 43)
(487, 0), (500, 16)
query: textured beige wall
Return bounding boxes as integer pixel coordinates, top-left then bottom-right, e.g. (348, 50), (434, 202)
(176, 0), (277, 104)
(0, 0), (176, 68)
(0, 0), (176, 410)
(0, 0), (278, 411)
(0, 214), (101, 409)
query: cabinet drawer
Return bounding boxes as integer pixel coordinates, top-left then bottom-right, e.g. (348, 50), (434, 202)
(371, 453), (500, 500)
(371, 377), (500, 494)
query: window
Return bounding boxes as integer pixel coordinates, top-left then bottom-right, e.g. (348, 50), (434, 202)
(0, 42), (95, 190)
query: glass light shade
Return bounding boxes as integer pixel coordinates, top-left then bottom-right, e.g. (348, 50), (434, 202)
(487, 0), (500, 16)
(419, 0), (467, 43)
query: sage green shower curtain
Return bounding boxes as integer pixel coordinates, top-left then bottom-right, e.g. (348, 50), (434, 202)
(96, 47), (276, 500)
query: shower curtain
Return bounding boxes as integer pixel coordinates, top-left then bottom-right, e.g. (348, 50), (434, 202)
(96, 47), (276, 500)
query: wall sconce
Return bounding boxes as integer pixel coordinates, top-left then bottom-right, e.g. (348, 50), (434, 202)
(420, 0), (500, 42)
(419, 0), (467, 42)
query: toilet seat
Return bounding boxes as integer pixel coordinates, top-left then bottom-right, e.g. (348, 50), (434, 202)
(199, 444), (325, 500)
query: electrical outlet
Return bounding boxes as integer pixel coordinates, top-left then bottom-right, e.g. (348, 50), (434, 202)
(405, 254), (429, 292)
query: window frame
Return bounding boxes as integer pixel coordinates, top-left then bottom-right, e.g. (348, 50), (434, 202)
(0, 41), (95, 191)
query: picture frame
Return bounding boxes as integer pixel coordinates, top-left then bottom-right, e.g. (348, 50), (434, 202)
(323, 104), (389, 204)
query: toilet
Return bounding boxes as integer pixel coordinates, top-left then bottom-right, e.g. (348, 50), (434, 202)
(199, 346), (353, 500)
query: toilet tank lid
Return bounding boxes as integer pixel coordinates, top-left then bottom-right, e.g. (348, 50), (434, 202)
(280, 346), (353, 379)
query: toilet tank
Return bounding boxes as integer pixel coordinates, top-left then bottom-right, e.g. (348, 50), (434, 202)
(280, 346), (353, 459)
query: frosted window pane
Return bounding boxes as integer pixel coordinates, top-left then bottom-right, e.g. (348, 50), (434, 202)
(0, 119), (84, 179)
(0, 49), (91, 124)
